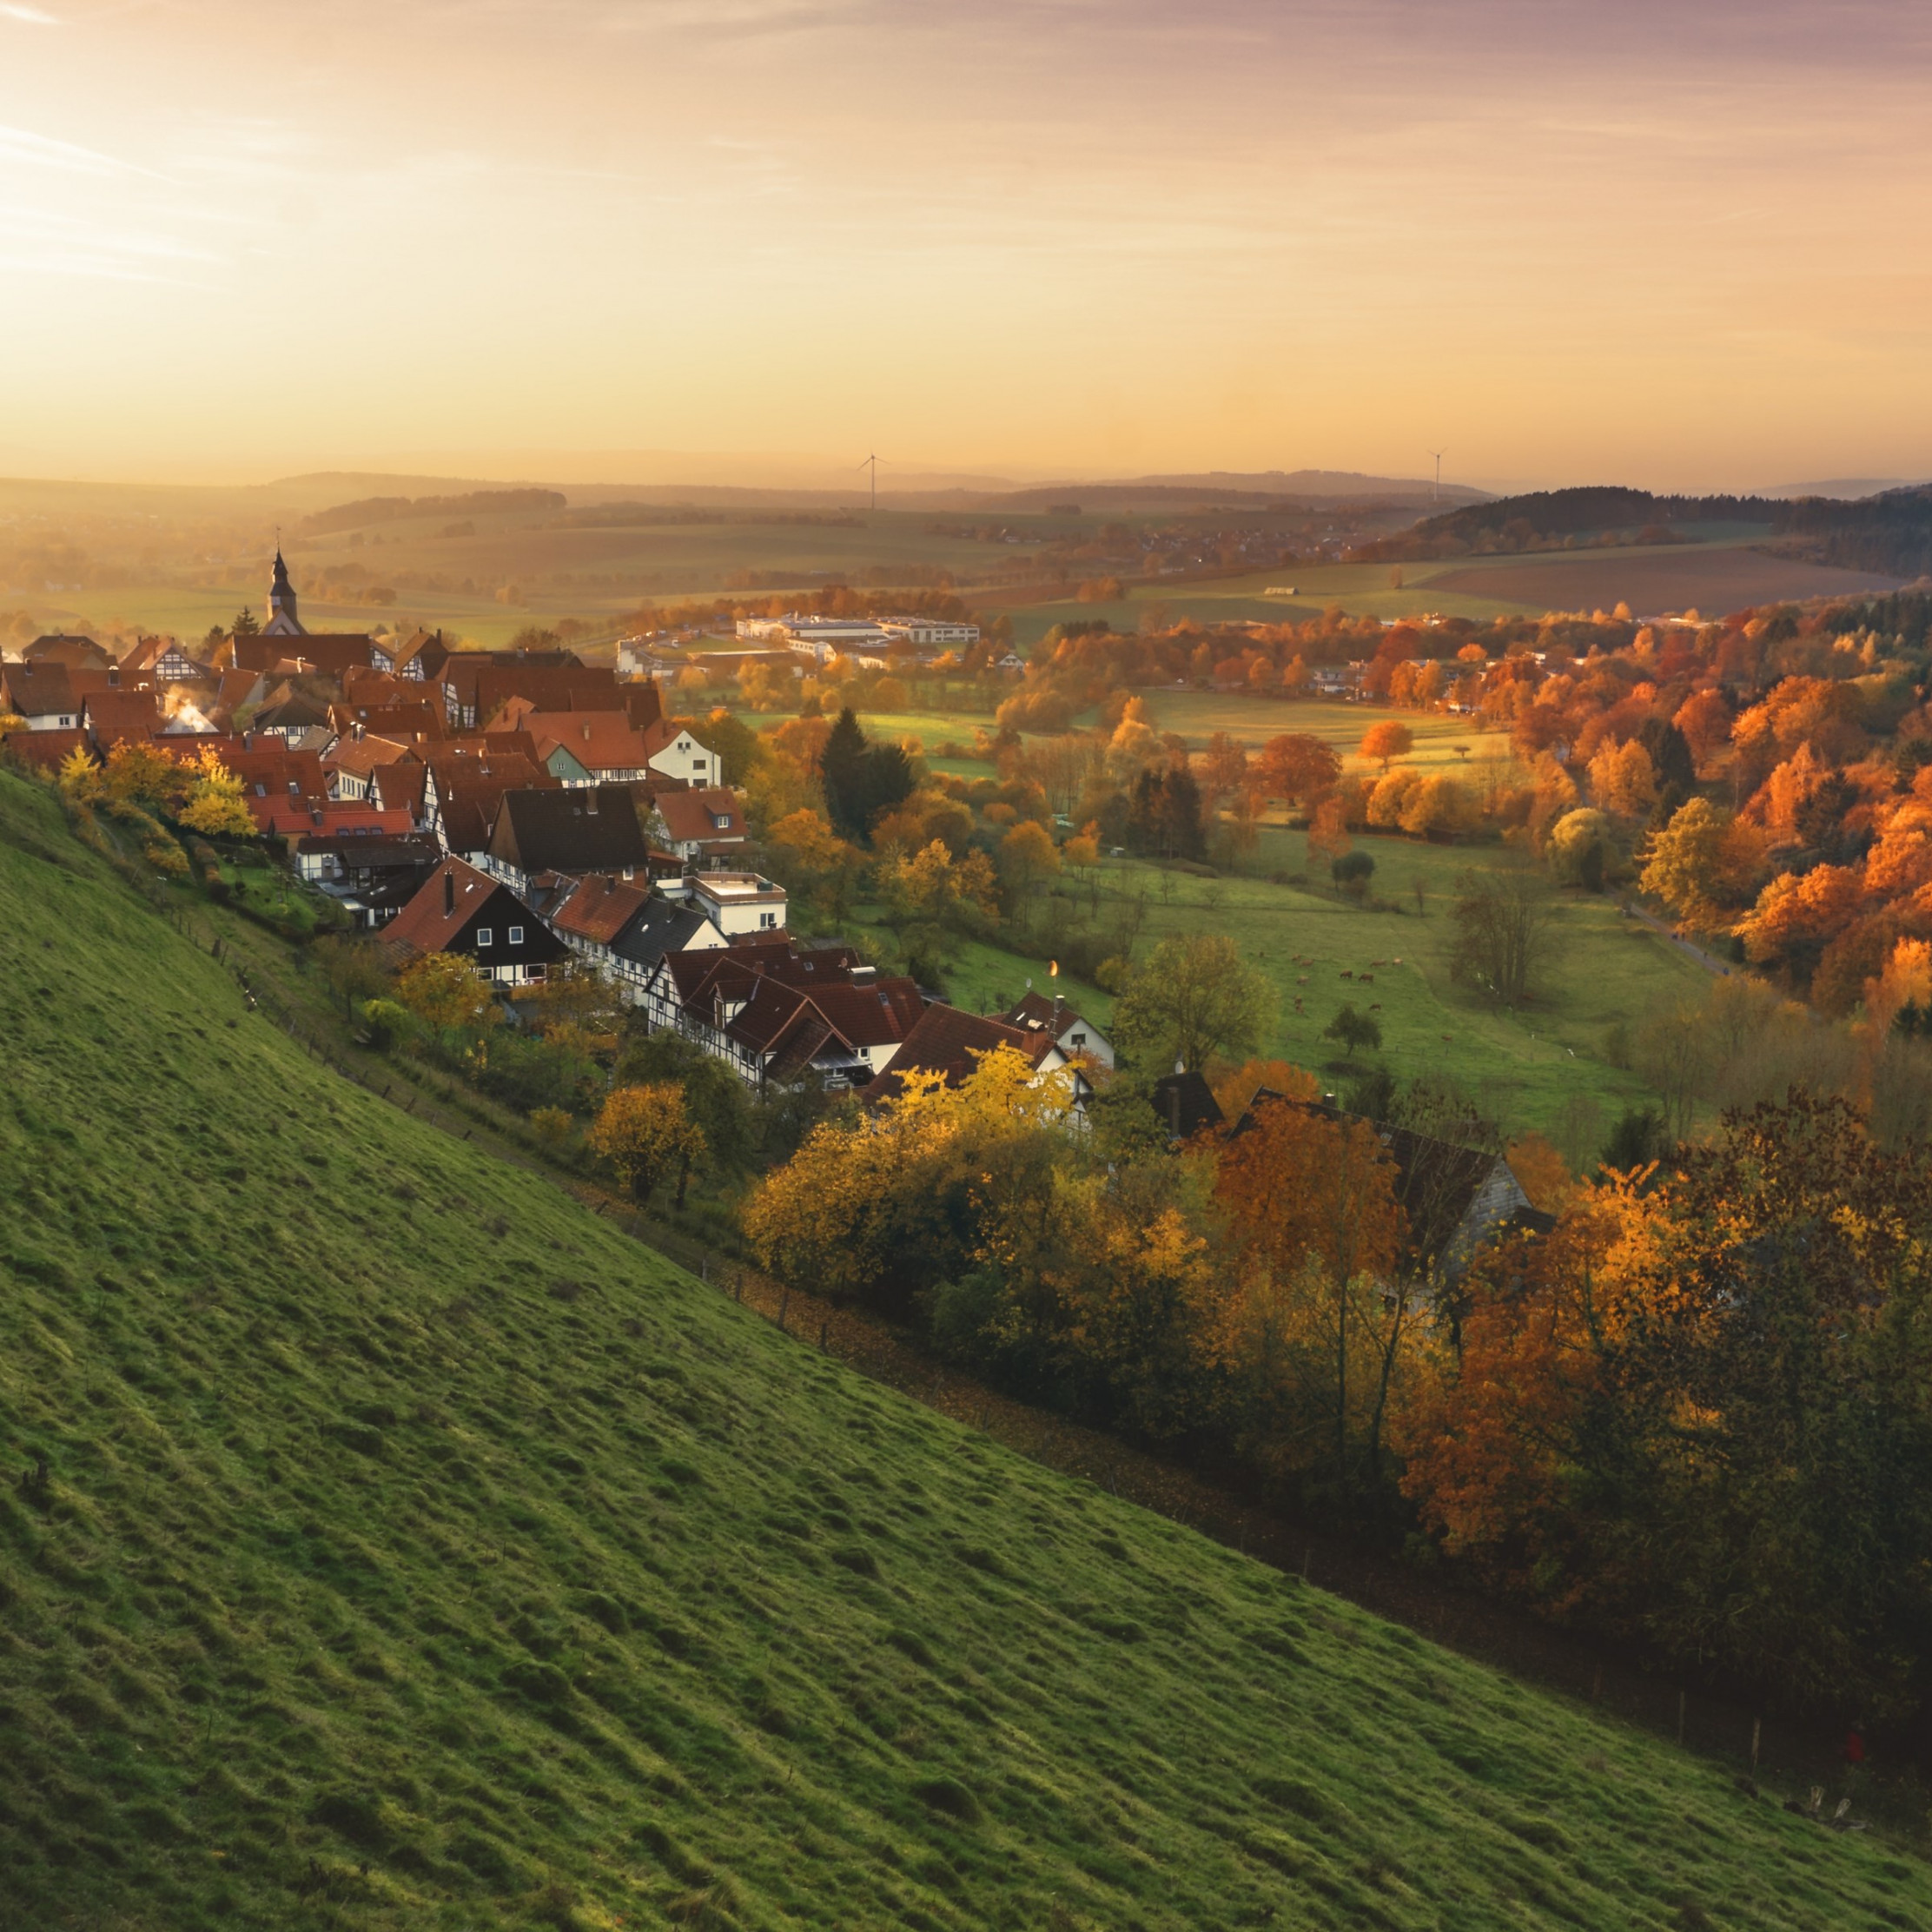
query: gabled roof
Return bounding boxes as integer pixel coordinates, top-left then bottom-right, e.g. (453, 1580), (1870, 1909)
(1151, 1070), (1224, 1141)
(638, 713), (717, 760)
(253, 691), (334, 732)
(489, 785), (650, 877)
(653, 785), (744, 844)
(329, 701), (443, 742)
(392, 629), (453, 679)
(326, 734), (415, 784)
(609, 897), (718, 969)
(369, 760), (429, 819)
(550, 873), (654, 947)
(230, 633), (374, 677)
(3, 661), (107, 718)
(25, 634), (110, 668)
(661, 936), (862, 1009)
(255, 802), (415, 838)
(869, 1004), (1057, 1101)
(83, 688), (164, 746)
(382, 856), (531, 958)
(507, 709), (656, 776)
(1002, 988), (1104, 1046)
(0, 727), (89, 771)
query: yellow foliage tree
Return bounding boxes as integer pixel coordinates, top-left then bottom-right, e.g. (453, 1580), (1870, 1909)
(177, 748), (256, 837)
(394, 951), (498, 1030)
(1587, 737), (1656, 818)
(588, 1082), (707, 1208)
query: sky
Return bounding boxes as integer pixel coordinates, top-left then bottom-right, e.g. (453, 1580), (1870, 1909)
(3, 0), (1931, 493)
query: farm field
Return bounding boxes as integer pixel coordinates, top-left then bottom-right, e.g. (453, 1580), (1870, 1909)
(3, 767), (1926, 1932)
(1072, 837), (1705, 1144)
(1096, 691), (1499, 771)
(999, 532), (1905, 643)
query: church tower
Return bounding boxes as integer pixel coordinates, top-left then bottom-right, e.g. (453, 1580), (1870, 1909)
(263, 547), (307, 637)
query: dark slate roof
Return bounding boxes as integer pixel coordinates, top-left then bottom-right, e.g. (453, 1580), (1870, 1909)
(1151, 1070), (1224, 1141)
(611, 898), (716, 969)
(489, 785), (650, 877)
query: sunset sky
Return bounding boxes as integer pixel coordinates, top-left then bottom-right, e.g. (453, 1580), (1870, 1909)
(3, 1), (1930, 492)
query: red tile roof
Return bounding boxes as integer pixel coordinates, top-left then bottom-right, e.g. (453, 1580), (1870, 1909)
(1, 728), (90, 771)
(83, 688), (164, 746)
(382, 856), (501, 956)
(551, 873), (653, 946)
(504, 709), (655, 776)
(653, 785), (744, 845)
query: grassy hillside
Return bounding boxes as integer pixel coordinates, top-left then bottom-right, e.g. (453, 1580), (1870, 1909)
(1, 769), (1926, 1930)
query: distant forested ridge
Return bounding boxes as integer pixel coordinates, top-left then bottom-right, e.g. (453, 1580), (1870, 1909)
(297, 487), (566, 535)
(1358, 483), (1932, 578)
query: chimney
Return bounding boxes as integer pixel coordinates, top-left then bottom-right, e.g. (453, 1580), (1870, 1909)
(586, 791), (599, 815)
(443, 868), (454, 916)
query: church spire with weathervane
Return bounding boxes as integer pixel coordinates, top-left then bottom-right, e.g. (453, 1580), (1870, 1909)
(263, 539), (307, 637)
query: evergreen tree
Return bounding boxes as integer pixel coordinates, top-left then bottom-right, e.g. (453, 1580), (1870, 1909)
(861, 738), (916, 828)
(1160, 759), (1207, 861)
(818, 707), (871, 840)
(1637, 717), (1696, 795)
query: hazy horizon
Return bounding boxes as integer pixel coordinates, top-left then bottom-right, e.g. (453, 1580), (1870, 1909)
(3, 1), (1931, 491)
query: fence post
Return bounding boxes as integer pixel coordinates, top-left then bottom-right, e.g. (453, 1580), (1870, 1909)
(1750, 1717), (1761, 1775)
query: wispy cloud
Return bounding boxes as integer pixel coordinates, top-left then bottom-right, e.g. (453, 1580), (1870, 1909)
(0, 124), (172, 181)
(0, 3), (58, 22)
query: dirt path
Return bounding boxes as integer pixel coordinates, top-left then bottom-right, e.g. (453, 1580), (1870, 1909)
(1624, 901), (1735, 976)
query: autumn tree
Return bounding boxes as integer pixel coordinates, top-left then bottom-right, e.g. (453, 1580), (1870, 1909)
(315, 934), (390, 1019)
(589, 1083), (707, 1208)
(1112, 932), (1272, 1072)
(996, 819), (1060, 911)
(394, 951), (497, 1031)
(760, 807), (863, 920)
(177, 747), (255, 837)
(1359, 720), (1413, 773)
(1638, 797), (1758, 930)
(1253, 731), (1341, 806)
(1212, 1097), (1410, 1489)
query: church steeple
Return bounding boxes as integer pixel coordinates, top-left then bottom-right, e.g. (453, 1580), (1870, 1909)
(263, 545), (306, 637)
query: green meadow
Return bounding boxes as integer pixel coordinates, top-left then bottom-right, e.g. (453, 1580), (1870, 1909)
(2, 763), (1921, 1930)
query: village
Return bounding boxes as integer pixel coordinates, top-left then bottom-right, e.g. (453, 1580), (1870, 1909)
(0, 549), (1549, 1285)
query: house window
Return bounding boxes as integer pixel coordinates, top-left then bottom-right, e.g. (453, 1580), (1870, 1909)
(476, 927), (493, 946)
(759, 911), (777, 929)
(507, 924), (525, 945)
(1071, 1032), (1087, 1048)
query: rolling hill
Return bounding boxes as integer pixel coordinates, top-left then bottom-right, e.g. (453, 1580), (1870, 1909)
(2, 764), (1928, 1930)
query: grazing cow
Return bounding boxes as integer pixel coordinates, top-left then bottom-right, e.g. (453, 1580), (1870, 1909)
(1340, 969), (1354, 981)
(1296, 975), (1309, 985)
(1359, 973), (1373, 985)
(1370, 959), (1385, 968)
(1369, 1002), (1381, 1011)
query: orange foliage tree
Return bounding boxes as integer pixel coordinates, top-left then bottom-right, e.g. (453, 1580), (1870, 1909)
(1359, 720), (1413, 773)
(1211, 1098), (1409, 1490)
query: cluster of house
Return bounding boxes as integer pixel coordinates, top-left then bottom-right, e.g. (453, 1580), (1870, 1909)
(378, 814), (1115, 1107)
(1, 552), (738, 923)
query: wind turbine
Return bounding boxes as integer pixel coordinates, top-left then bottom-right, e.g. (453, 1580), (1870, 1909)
(1427, 449), (1446, 505)
(857, 452), (884, 512)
